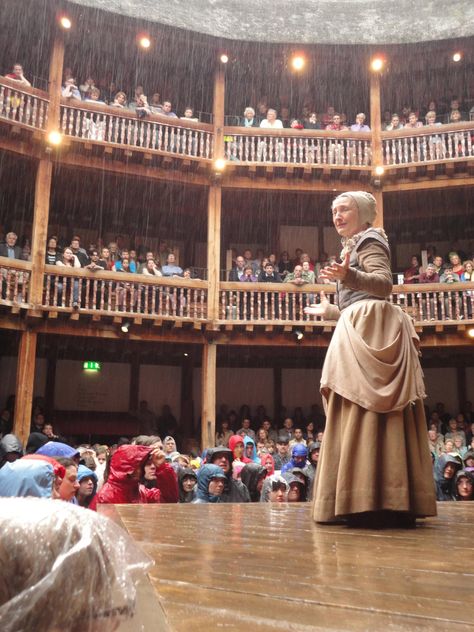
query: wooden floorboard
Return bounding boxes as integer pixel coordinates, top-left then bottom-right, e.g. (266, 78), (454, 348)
(114, 503), (474, 631)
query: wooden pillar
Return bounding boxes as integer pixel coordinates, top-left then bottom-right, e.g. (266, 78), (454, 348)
(29, 28), (66, 307)
(213, 64), (225, 160)
(370, 71), (384, 229)
(201, 341), (217, 450)
(13, 330), (38, 446)
(207, 184), (222, 321)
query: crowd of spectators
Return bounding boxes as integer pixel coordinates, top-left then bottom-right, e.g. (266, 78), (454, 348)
(1, 397), (473, 506)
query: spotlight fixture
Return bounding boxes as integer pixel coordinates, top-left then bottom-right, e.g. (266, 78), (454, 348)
(139, 36), (151, 49)
(183, 352), (189, 357)
(370, 56), (385, 72)
(121, 320), (131, 334)
(59, 16), (72, 30)
(220, 53), (229, 64)
(214, 158), (226, 172)
(294, 329), (304, 341)
(291, 55), (306, 71)
(467, 327), (474, 339)
(47, 130), (62, 146)
(374, 166), (385, 176)
(452, 52), (462, 63)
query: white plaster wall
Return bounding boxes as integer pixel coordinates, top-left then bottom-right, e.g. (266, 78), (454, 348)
(139, 365), (182, 419)
(54, 360), (130, 412)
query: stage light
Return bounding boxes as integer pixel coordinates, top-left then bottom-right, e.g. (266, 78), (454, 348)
(452, 52), (462, 63)
(47, 130), (62, 146)
(295, 329), (304, 341)
(370, 57), (385, 72)
(220, 54), (229, 64)
(121, 321), (131, 334)
(214, 158), (226, 172)
(291, 55), (306, 71)
(59, 16), (72, 30)
(467, 328), (474, 339)
(374, 166), (385, 176)
(139, 36), (151, 49)
(184, 352), (189, 357)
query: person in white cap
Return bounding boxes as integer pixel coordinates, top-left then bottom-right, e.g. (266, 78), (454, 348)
(305, 191), (437, 528)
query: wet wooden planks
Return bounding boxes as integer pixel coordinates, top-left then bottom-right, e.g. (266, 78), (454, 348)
(114, 503), (474, 631)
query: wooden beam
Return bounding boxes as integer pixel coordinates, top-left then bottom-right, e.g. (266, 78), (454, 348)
(12, 330), (37, 446)
(370, 71), (383, 171)
(201, 341), (217, 450)
(207, 183), (221, 322)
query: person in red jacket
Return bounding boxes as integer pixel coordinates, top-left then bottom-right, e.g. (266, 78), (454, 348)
(90, 444), (178, 509)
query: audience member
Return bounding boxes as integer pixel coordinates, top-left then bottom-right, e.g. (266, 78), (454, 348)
(5, 63), (31, 86)
(192, 464), (226, 503)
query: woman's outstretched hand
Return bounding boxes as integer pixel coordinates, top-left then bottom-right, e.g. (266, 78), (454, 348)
(318, 252), (350, 283)
(304, 290), (330, 317)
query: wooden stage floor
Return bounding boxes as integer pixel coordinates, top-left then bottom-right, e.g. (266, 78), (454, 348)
(106, 503), (474, 631)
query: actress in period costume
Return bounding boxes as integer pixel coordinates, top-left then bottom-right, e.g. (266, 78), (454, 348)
(305, 191), (436, 527)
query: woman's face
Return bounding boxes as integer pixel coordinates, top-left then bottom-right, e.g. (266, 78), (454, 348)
(288, 483), (301, 502)
(411, 256), (419, 267)
(307, 422), (314, 432)
(164, 439), (175, 453)
(97, 452), (107, 465)
(63, 248), (73, 260)
(332, 197), (362, 238)
(233, 441), (244, 459)
(245, 444), (254, 457)
(450, 253), (460, 265)
(143, 461), (156, 481)
(457, 476), (473, 499)
(465, 263), (473, 273)
(182, 476), (196, 492)
(269, 486), (286, 502)
(264, 457), (273, 473)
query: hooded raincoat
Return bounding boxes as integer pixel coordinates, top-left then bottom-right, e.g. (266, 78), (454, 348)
(434, 453), (462, 501)
(178, 467), (197, 503)
(192, 464), (227, 503)
(0, 458), (58, 498)
(240, 463), (267, 502)
(74, 464), (98, 508)
(205, 446), (250, 503)
(0, 434), (23, 468)
(281, 444), (308, 474)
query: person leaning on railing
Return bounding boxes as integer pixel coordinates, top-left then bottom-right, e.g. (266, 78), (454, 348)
(5, 63), (31, 86)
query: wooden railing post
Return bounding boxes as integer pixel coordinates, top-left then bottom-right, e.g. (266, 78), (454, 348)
(201, 341), (217, 451)
(370, 70), (384, 229)
(12, 330), (38, 446)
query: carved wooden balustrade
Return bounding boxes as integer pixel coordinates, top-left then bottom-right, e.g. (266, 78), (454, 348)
(0, 77), (49, 130)
(224, 127), (372, 167)
(0, 257), (31, 307)
(382, 122), (474, 166)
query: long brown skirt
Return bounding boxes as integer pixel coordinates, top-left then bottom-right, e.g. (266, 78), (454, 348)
(312, 391), (437, 522)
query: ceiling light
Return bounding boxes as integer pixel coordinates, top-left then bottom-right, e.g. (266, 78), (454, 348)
(370, 57), (385, 72)
(291, 55), (306, 71)
(121, 321), (131, 334)
(47, 130), (62, 146)
(214, 158), (226, 172)
(374, 166), (385, 176)
(295, 329), (304, 341)
(452, 52), (462, 63)
(467, 328), (474, 339)
(139, 36), (151, 49)
(220, 54), (229, 64)
(59, 16), (72, 30)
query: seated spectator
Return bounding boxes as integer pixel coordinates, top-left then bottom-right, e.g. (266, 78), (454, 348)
(0, 433), (23, 468)
(385, 113), (404, 131)
(279, 417), (294, 441)
(42, 422), (61, 441)
(258, 262), (281, 283)
(228, 434), (248, 464)
(321, 105), (336, 127)
(243, 436), (259, 463)
(448, 251), (464, 276)
(62, 77), (81, 100)
(260, 474), (288, 502)
(278, 251), (294, 276)
(261, 419), (278, 443)
(440, 266), (460, 283)
(259, 108), (283, 129)
(163, 436), (178, 459)
(129, 86), (145, 111)
(290, 118), (304, 130)
(350, 112), (370, 131)
(79, 76), (96, 98)
(302, 261), (315, 283)
(110, 91), (127, 108)
(273, 435), (290, 471)
(54, 456), (80, 501)
(240, 463), (267, 502)
(69, 235), (89, 266)
(216, 419), (233, 446)
(149, 92), (163, 113)
(445, 417), (466, 444)
(454, 470), (474, 500)
(161, 253), (183, 277)
(433, 255), (445, 276)
(181, 107), (198, 121)
(236, 417), (255, 440)
(45, 236), (60, 265)
(5, 63), (31, 86)
(325, 113), (348, 131)
(205, 446), (250, 502)
(419, 263), (439, 284)
(435, 453), (462, 500)
(240, 106), (258, 127)
(25, 432), (48, 454)
(228, 255), (246, 281)
(161, 100), (178, 118)
(403, 255), (422, 283)
(0, 231), (23, 259)
(0, 497), (151, 632)
(178, 467), (197, 502)
(260, 452), (275, 476)
(289, 427), (307, 448)
(192, 464), (226, 503)
(284, 474), (306, 502)
(90, 444), (178, 508)
(304, 112), (321, 130)
(461, 260), (474, 282)
(284, 264), (307, 285)
(428, 428), (445, 458)
(425, 110), (442, 127)
(240, 265), (257, 282)
(142, 258), (162, 277)
(114, 249), (136, 273)
(404, 112), (423, 129)
(84, 249), (105, 271)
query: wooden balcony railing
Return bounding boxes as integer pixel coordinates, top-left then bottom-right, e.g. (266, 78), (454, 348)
(41, 265), (208, 320)
(224, 127), (371, 167)
(0, 77), (49, 130)
(60, 100), (214, 159)
(0, 257), (32, 306)
(382, 122), (474, 166)
(0, 259), (473, 330)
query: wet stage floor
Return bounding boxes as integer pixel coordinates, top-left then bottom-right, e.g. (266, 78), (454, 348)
(103, 503), (474, 631)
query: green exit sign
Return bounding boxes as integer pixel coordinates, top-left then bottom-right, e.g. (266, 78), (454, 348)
(83, 361), (101, 372)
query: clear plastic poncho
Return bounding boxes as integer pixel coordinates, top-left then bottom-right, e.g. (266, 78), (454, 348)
(0, 497), (153, 632)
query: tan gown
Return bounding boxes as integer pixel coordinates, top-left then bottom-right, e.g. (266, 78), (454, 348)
(312, 231), (437, 522)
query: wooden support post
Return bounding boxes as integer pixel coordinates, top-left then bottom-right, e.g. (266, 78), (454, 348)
(207, 183), (222, 321)
(370, 71), (384, 229)
(201, 341), (217, 451)
(13, 330), (38, 446)
(213, 64), (225, 161)
(47, 26), (66, 134)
